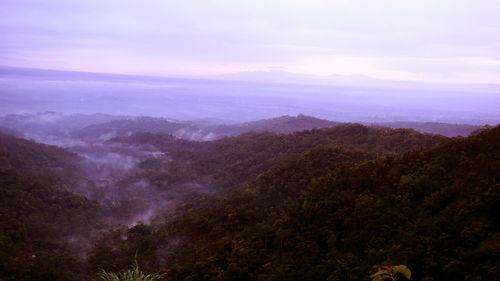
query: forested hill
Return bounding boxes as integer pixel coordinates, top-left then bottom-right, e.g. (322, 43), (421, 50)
(71, 114), (480, 141)
(0, 126), (22, 137)
(373, 121), (485, 137)
(0, 131), (79, 178)
(1, 123), (498, 280)
(166, 124), (500, 280)
(95, 124), (499, 281)
(70, 117), (193, 140)
(0, 112), (485, 144)
(90, 125), (447, 274)
(204, 114), (339, 137)
(0, 132), (105, 280)
(111, 124), (447, 193)
(72, 114), (339, 141)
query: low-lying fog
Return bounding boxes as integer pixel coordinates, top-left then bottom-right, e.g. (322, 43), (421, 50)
(0, 112), (198, 227)
(1, 66), (499, 229)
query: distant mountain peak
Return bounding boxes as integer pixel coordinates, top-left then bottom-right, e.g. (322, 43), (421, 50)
(204, 69), (500, 93)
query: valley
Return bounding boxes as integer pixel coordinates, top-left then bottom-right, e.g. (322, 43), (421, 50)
(0, 112), (498, 280)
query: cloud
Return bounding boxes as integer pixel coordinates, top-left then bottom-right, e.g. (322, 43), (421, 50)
(1, 0), (500, 83)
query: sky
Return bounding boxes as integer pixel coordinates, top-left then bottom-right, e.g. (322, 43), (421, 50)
(1, 0), (500, 84)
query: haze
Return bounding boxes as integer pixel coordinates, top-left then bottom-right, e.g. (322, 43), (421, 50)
(1, 0), (500, 124)
(1, 2), (500, 279)
(1, 0), (500, 83)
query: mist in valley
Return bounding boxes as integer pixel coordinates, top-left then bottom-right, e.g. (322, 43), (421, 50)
(1, 1), (500, 279)
(1, 64), (498, 233)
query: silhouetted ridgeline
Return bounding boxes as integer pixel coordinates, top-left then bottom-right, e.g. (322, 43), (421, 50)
(373, 121), (485, 137)
(0, 126), (22, 138)
(0, 131), (80, 180)
(1, 112), (482, 144)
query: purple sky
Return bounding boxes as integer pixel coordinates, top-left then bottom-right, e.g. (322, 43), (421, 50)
(1, 0), (500, 84)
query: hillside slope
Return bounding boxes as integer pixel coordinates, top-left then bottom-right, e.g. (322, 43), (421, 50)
(0, 133), (105, 281)
(374, 121), (484, 137)
(88, 124), (448, 275)
(164, 124), (500, 281)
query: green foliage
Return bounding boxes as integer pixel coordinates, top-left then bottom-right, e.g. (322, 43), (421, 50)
(99, 262), (164, 281)
(370, 265), (411, 281)
(0, 132), (80, 183)
(87, 124), (447, 276)
(0, 133), (107, 280)
(142, 124), (500, 280)
(3, 122), (500, 280)
(114, 124), (446, 193)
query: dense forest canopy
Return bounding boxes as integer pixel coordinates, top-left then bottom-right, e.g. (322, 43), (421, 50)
(0, 132), (104, 280)
(160, 125), (500, 280)
(0, 115), (498, 281)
